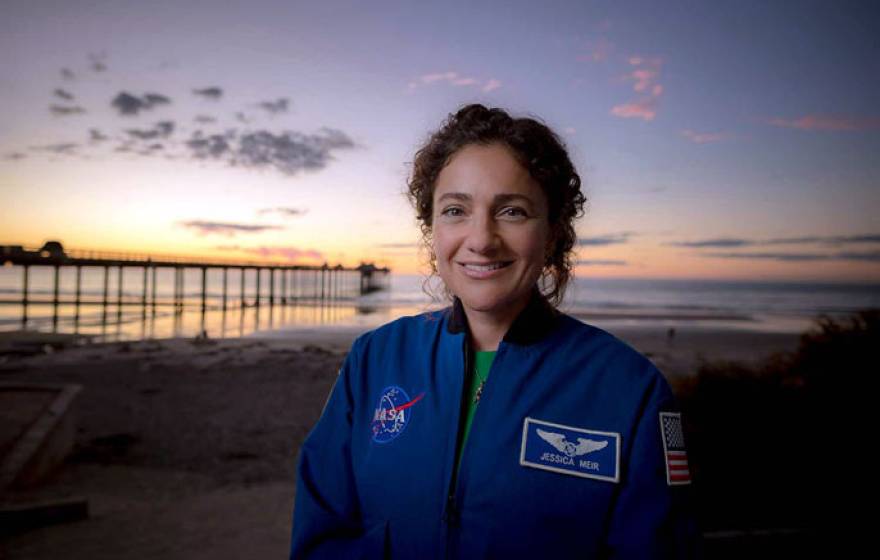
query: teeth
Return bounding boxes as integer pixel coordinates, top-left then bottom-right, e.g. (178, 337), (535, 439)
(463, 262), (507, 271)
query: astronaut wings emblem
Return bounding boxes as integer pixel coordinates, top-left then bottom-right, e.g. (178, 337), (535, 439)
(537, 428), (608, 457)
(520, 417), (621, 482)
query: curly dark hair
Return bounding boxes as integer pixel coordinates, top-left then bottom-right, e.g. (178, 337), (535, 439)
(406, 103), (586, 307)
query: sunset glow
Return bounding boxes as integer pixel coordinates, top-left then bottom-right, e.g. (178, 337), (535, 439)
(2, 1), (878, 283)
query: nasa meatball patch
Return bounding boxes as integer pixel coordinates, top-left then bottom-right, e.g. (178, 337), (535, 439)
(519, 417), (620, 482)
(370, 385), (424, 444)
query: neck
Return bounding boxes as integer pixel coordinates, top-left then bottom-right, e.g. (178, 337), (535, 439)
(463, 295), (531, 351)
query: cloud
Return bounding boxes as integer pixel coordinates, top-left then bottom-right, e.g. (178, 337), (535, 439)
(576, 259), (628, 266)
(179, 220), (284, 237)
(143, 93), (170, 106)
(632, 70), (658, 93)
(611, 56), (664, 122)
(26, 78), (356, 177)
(88, 52), (107, 73)
(31, 143), (78, 155)
(125, 120), (175, 140)
(702, 250), (880, 263)
(836, 251), (880, 262)
(258, 98), (290, 115)
(611, 99), (658, 121)
(89, 128), (108, 142)
(577, 37), (614, 63)
(50, 105), (86, 116)
(578, 232), (633, 246)
(111, 91), (172, 116)
(185, 127), (353, 175)
(408, 71), (502, 93)
(258, 207), (308, 218)
(563, 127), (576, 135)
(53, 88), (74, 101)
(235, 130), (348, 174)
(376, 242), (418, 250)
(703, 252), (828, 262)
(193, 87), (223, 100)
(482, 79), (502, 92)
(60, 68), (75, 80)
(764, 234), (880, 246)
(671, 238), (752, 248)
(765, 115), (880, 132)
(670, 234), (880, 248)
(681, 129), (728, 144)
(3, 152), (27, 161)
(216, 244), (323, 262)
(186, 132), (231, 158)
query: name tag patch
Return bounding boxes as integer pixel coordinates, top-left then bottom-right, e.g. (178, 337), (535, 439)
(519, 417), (620, 482)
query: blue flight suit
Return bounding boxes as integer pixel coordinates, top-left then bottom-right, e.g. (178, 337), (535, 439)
(290, 291), (702, 558)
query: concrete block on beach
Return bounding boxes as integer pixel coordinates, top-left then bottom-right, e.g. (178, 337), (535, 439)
(0, 382), (83, 491)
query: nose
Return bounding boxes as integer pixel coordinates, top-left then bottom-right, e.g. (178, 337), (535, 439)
(465, 212), (500, 255)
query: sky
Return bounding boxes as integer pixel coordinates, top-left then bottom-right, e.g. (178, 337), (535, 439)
(1, 0), (878, 282)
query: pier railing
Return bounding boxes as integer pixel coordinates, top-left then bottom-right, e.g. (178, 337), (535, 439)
(0, 242), (390, 333)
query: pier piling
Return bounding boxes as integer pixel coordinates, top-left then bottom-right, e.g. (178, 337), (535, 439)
(1, 243), (390, 337)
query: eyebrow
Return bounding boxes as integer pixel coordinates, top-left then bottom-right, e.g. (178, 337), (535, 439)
(436, 192), (535, 205)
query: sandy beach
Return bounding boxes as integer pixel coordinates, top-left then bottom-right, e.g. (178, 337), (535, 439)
(0, 323), (801, 559)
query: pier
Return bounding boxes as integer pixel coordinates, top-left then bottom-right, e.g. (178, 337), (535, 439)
(0, 241), (390, 336)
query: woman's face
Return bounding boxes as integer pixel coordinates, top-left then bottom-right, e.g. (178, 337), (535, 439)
(432, 142), (551, 320)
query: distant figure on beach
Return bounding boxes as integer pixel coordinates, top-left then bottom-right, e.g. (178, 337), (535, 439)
(290, 104), (702, 558)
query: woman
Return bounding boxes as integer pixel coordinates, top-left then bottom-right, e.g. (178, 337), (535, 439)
(290, 104), (701, 558)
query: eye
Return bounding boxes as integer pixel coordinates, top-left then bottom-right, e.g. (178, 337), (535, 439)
(498, 206), (528, 218)
(440, 206), (464, 217)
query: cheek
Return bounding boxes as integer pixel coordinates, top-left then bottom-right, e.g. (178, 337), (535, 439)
(516, 226), (551, 267)
(431, 227), (453, 263)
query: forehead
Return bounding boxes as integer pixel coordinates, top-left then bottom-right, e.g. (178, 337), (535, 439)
(433, 143), (544, 201)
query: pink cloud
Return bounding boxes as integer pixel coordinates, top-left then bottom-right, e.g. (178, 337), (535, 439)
(611, 55), (664, 121)
(577, 37), (614, 63)
(421, 72), (457, 84)
(180, 220), (283, 237)
(766, 115), (880, 131)
(611, 98), (658, 121)
(482, 79), (502, 92)
(631, 69), (658, 92)
(409, 72), (501, 94)
(681, 129), (728, 144)
(217, 244), (324, 262)
(452, 77), (477, 86)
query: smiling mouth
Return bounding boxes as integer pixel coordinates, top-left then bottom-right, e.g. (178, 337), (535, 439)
(459, 261), (513, 272)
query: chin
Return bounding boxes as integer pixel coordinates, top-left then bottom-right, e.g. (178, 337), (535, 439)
(452, 283), (532, 316)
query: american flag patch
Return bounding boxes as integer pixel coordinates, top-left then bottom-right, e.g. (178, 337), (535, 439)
(660, 412), (692, 485)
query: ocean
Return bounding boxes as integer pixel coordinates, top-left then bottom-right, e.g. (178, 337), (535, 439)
(0, 266), (877, 341)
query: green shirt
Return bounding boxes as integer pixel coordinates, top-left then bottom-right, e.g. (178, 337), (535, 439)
(455, 350), (496, 473)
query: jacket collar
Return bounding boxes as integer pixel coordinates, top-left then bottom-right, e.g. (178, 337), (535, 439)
(445, 287), (560, 346)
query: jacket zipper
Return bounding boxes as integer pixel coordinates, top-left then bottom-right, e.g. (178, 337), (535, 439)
(443, 335), (471, 555)
(443, 336), (507, 557)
